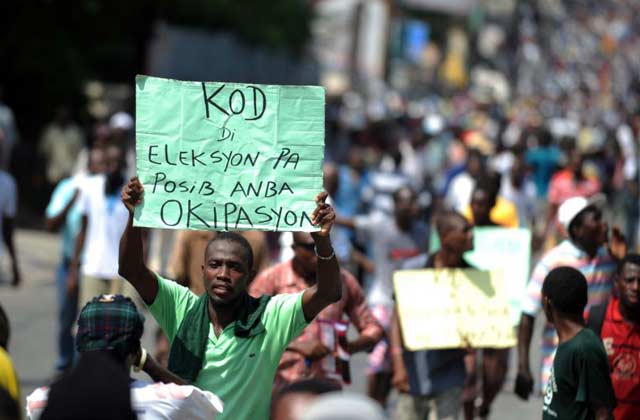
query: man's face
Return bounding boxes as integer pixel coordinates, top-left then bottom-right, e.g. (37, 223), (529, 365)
(88, 149), (106, 175)
(394, 189), (418, 222)
(442, 217), (474, 254)
(292, 233), (317, 279)
(617, 262), (640, 309)
(470, 190), (493, 225)
(105, 146), (123, 177)
(574, 207), (607, 247)
(202, 240), (251, 305)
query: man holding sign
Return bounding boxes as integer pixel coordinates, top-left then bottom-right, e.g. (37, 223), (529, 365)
(119, 178), (341, 420)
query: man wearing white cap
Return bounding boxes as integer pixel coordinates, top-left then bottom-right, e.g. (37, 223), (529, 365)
(515, 195), (627, 400)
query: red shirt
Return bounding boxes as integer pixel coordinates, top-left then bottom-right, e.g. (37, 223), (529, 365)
(547, 169), (600, 206)
(600, 297), (640, 420)
(249, 260), (383, 393)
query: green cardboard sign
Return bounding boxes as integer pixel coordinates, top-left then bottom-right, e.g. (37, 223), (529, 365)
(430, 227), (532, 324)
(134, 75), (325, 231)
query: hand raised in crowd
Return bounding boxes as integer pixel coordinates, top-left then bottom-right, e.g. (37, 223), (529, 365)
(122, 177), (144, 214)
(311, 191), (335, 238)
(289, 339), (331, 361)
(607, 225), (627, 260)
(514, 368), (534, 400)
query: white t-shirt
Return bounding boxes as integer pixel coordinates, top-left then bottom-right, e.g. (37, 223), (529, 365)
(445, 171), (474, 213)
(26, 381), (224, 420)
(75, 174), (129, 279)
(0, 170), (17, 262)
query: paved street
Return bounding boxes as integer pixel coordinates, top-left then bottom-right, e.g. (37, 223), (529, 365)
(2, 229), (543, 418)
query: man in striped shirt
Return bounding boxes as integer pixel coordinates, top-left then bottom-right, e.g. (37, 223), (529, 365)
(515, 195), (626, 399)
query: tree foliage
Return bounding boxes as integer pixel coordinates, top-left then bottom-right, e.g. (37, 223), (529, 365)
(0, 0), (312, 139)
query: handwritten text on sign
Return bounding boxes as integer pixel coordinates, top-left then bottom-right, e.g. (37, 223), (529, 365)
(430, 227), (532, 325)
(393, 269), (516, 350)
(134, 75), (325, 231)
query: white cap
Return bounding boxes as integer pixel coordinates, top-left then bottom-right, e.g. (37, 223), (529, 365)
(109, 111), (134, 131)
(557, 194), (605, 233)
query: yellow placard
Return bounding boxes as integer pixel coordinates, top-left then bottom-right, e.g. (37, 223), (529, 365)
(393, 269), (516, 350)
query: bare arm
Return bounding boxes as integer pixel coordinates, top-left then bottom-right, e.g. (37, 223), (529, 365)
(515, 313), (535, 399)
(345, 274), (383, 353)
(2, 217), (20, 287)
(142, 355), (187, 385)
(118, 177), (158, 304)
(66, 215), (88, 295)
(302, 192), (342, 322)
(45, 189), (79, 231)
(390, 309), (409, 392)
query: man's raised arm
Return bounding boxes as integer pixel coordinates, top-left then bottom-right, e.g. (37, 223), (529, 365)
(301, 192), (342, 321)
(119, 177), (158, 304)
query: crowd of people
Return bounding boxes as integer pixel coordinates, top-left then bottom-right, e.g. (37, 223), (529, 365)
(0, 0), (640, 419)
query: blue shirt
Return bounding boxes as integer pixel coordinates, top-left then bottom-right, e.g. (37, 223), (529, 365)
(525, 146), (561, 198)
(45, 177), (82, 260)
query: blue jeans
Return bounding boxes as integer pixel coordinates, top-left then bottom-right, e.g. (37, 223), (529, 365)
(55, 257), (78, 372)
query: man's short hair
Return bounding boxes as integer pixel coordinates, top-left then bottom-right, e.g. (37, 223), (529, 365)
(617, 253), (640, 274)
(435, 210), (467, 237)
(392, 186), (415, 203)
(76, 295), (144, 360)
(542, 266), (588, 316)
(207, 232), (254, 270)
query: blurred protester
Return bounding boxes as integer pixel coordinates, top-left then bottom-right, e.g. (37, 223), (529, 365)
(109, 111), (137, 180)
(616, 123), (639, 251)
(72, 122), (111, 176)
(0, 87), (19, 170)
(27, 294), (223, 420)
(542, 145), (601, 243)
(445, 148), (486, 213)
(516, 196), (625, 398)
(0, 144), (19, 286)
(464, 174), (519, 228)
(586, 253), (640, 420)
(45, 147), (106, 374)
(38, 106), (84, 188)
(525, 129), (561, 201)
(390, 211), (472, 420)
(300, 392), (387, 420)
(271, 379), (341, 420)
(120, 178), (341, 420)
(338, 187), (428, 406)
(250, 232), (383, 392)
(0, 303), (19, 406)
(500, 153), (538, 228)
(463, 180), (513, 418)
(540, 267), (616, 420)
(334, 145), (369, 219)
(68, 144), (130, 309)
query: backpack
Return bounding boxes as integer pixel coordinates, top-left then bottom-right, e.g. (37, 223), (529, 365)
(586, 302), (608, 336)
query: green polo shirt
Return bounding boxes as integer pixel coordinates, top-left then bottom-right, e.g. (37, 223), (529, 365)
(148, 274), (309, 420)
